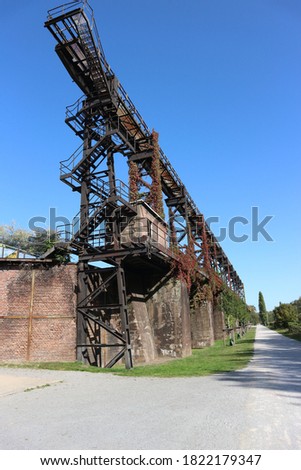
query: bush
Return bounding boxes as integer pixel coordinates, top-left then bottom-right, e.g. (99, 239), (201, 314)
(273, 303), (298, 329)
(220, 287), (250, 326)
(288, 322), (301, 334)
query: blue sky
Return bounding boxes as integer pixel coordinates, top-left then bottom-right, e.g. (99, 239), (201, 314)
(1, 0), (300, 311)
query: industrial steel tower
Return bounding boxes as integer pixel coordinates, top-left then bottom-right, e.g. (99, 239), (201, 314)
(45, 0), (244, 369)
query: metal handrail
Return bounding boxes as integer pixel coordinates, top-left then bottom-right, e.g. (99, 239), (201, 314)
(60, 143), (84, 175)
(47, 0), (89, 20)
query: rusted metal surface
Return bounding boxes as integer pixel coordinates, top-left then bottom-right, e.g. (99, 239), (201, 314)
(45, 1), (245, 368)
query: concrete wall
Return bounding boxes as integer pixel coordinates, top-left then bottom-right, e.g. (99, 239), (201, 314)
(129, 278), (192, 362)
(0, 264), (77, 363)
(129, 301), (158, 363)
(213, 299), (225, 340)
(191, 300), (214, 348)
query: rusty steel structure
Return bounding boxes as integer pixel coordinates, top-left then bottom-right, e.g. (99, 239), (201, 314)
(45, 0), (245, 369)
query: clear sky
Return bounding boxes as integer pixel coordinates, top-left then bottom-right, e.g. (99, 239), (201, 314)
(1, 0), (300, 311)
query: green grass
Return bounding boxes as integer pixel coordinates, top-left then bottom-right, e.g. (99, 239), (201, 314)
(273, 328), (301, 342)
(1, 328), (256, 378)
(116, 328), (256, 377)
(0, 361), (113, 374)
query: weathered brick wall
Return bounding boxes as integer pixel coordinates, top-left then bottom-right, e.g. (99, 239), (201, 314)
(0, 264), (77, 363)
(0, 261), (196, 366)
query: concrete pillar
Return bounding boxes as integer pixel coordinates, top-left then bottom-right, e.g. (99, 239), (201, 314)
(146, 278), (192, 359)
(213, 296), (225, 340)
(128, 301), (157, 363)
(191, 300), (214, 348)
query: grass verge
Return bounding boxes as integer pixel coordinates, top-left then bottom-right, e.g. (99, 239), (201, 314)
(273, 328), (301, 342)
(1, 328), (256, 378)
(116, 327), (256, 377)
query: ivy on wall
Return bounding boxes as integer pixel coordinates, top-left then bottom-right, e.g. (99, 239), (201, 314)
(219, 287), (250, 326)
(128, 161), (140, 202)
(146, 131), (165, 219)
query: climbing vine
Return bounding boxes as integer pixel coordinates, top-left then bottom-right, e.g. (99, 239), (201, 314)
(190, 281), (213, 308)
(171, 240), (198, 293)
(219, 286), (250, 326)
(128, 161), (140, 202)
(128, 130), (164, 219)
(146, 130), (165, 219)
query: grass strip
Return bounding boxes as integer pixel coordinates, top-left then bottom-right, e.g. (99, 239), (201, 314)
(116, 327), (256, 377)
(1, 328), (256, 378)
(273, 328), (301, 342)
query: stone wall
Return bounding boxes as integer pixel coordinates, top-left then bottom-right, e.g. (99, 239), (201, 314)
(129, 278), (192, 363)
(213, 300), (225, 340)
(0, 263), (77, 363)
(191, 300), (214, 348)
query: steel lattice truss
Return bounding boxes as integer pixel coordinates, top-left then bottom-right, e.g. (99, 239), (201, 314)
(45, 0), (245, 368)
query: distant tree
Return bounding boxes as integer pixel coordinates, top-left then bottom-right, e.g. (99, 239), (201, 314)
(0, 224), (69, 261)
(273, 303), (298, 329)
(258, 291), (268, 325)
(221, 287), (250, 326)
(291, 297), (301, 317)
(258, 291), (267, 313)
(247, 305), (259, 325)
(0, 224), (33, 254)
(266, 310), (275, 325)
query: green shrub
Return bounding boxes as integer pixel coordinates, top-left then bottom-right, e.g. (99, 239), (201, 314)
(288, 322), (301, 334)
(273, 303), (298, 328)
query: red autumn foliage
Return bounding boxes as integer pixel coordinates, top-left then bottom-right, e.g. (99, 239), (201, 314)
(147, 130), (165, 219)
(172, 240), (198, 292)
(129, 161), (140, 202)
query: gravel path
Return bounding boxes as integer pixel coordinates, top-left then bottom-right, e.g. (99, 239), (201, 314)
(0, 325), (300, 450)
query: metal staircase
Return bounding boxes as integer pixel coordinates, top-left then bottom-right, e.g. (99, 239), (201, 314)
(45, 0), (245, 369)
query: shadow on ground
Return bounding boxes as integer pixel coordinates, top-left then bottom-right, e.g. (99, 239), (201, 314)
(218, 328), (301, 398)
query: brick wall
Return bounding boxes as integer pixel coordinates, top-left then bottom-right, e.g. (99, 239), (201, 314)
(0, 263), (77, 363)
(0, 261), (193, 366)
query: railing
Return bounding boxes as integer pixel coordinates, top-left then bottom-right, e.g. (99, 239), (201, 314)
(60, 143), (84, 176)
(65, 95), (85, 120)
(113, 179), (130, 201)
(65, 97), (107, 137)
(0, 243), (35, 259)
(56, 178), (131, 242)
(47, 0), (91, 22)
(117, 84), (150, 137)
(57, 216), (169, 252)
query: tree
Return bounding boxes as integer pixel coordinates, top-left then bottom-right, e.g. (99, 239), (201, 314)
(221, 287), (250, 327)
(291, 297), (301, 317)
(258, 291), (268, 325)
(273, 303), (298, 329)
(247, 305), (259, 325)
(0, 224), (69, 261)
(0, 224), (34, 254)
